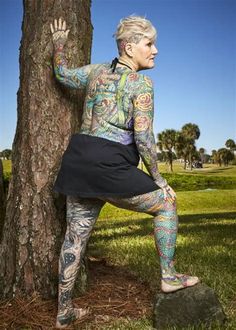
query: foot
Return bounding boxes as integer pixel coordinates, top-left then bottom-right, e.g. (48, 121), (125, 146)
(55, 307), (89, 328)
(161, 273), (200, 293)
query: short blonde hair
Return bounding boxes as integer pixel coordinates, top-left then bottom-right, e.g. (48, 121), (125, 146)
(114, 15), (157, 55)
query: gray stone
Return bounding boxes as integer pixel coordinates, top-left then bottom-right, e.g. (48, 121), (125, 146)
(153, 283), (227, 329)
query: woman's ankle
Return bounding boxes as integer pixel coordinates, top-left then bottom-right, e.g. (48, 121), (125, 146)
(57, 304), (75, 322)
(56, 311), (76, 328)
(161, 265), (177, 278)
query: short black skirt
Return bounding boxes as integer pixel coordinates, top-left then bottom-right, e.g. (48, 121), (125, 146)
(53, 133), (159, 198)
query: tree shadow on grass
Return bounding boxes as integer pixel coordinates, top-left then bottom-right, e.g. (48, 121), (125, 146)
(90, 211), (236, 304)
(179, 212), (236, 223)
(92, 212), (236, 243)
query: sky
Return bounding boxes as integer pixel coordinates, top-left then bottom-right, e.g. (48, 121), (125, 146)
(0, 0), (235, 154)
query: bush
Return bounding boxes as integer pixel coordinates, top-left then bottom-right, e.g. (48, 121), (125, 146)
(230, 158), (236, 165)
(161, 173), (236, 191)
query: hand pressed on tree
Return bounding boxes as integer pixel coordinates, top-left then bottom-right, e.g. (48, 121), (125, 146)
(50, 18), (70, 49)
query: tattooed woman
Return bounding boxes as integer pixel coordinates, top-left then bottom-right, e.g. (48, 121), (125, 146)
(50, 16), (200, 328)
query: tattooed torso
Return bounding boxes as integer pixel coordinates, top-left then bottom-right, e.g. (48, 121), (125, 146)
(54, 48), (167, 186)
(80, 64), (137, 145)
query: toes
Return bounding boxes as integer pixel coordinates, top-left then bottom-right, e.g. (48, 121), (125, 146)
(74, 307), (90, 319)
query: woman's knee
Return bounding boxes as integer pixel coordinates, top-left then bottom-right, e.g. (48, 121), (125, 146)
(152, 195), (177, 216)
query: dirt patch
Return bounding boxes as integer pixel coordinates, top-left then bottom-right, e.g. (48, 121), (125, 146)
(0, 258), (153, 329)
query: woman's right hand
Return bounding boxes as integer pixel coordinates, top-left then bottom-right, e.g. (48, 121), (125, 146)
(162, 184), (176, 203)
(50, 18), (70, 48)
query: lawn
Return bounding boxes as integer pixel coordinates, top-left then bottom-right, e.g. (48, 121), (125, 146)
(152, 162), (236, 191)
(87, 189), (236, 329)
(158, 162), (236, 177)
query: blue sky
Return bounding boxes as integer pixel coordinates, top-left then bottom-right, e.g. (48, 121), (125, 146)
(0, 0), (235, 154)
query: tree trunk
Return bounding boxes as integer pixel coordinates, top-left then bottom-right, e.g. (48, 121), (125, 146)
(0, 0), (92, 299)
(0, 159), (5, 238)
(189, 153), (193, 171)
(168, 151), (173, 172)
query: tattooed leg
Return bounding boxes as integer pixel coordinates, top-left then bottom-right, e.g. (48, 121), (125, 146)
(56, 196), (105, 328)
(101, 189), (199, 292)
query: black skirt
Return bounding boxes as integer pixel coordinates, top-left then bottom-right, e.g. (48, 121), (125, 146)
(53, 133), (159, 198)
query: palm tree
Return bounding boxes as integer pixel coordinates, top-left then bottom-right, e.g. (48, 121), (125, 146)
(157, 129), (177, 172)
(0, 149), (12, 160)
(211, 149), (217, 164)
(218, 148), (234, 166)
(181, 123), (200, 170)
(175, 132), (189, 169)
(199, 147), (205, 164)
(225, 139), (236, 151)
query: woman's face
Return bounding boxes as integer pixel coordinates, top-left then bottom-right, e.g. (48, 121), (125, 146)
(131, 37), (158, 71)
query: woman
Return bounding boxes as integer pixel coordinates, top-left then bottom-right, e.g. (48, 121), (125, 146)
(50, 16), (199, 328)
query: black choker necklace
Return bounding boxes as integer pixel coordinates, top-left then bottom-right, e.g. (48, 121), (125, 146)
(117, 60), (133, 71)
(110, 57), (133, 72)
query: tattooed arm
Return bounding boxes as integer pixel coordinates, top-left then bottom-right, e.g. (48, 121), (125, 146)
(133, 75), (167, 189)
(50, 18), (96, 89)
(53, 48), (98, 89)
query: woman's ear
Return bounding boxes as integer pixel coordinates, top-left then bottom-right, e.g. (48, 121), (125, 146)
(124, 42), (134, 57)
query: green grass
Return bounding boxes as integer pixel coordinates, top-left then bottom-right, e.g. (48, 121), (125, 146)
(158, 162), (236, 177)
(83, 318), (153, 329)
(140, 162), (236, 191)
(162, 173), (236, 191)
(88, 189), (236, 329)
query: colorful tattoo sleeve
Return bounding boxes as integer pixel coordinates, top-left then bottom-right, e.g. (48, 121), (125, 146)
(53, 46), (98, 89)
(133, 75), (167, 188)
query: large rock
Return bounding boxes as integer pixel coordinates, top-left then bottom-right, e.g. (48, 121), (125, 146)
(153, 283), (226, 329)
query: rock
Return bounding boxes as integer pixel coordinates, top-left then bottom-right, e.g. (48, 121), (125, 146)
(153, 283), (227, 329)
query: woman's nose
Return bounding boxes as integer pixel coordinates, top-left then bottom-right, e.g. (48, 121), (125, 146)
(152, 45), (158, 55)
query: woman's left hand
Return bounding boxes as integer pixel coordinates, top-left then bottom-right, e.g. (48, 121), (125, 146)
(50, 18), (70, 48)
(162, 184), (176, 203)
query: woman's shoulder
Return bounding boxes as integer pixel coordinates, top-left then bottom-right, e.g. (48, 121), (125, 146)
(126, 72), (153, 93)
(86, 63), (112, 77)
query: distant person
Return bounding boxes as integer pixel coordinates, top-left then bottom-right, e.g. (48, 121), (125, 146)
(50, 16), (200, 328)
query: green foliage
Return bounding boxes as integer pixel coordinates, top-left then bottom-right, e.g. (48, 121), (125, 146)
(180, 123), (200, 170)
(0, 149), (12, 160)
(225, 139), (236, 151)
(157, 123), (201, 171)
(162, 172), (236, 191)
(181, 123), (200, 140)
(157, 129), (177, 172)
(217, 148), (234, 166)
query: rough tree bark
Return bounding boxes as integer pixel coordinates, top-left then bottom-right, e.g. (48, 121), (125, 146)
(0, 159), (5, 238)
(0, 0), (93, 299)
